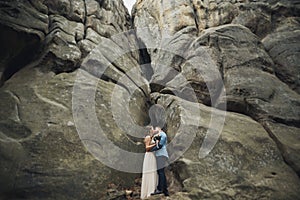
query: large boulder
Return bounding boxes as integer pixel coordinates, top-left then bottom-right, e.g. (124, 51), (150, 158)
(0, 0), (148, 199)
(154, 93), (300, 200)
(133, 0), (300, 198)
(0, 66), (148, 199)
(0, 0), (132, 83)
(262, 17), (300, 94)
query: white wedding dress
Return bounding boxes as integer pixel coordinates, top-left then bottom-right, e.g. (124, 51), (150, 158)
(140, 136), (158, 199)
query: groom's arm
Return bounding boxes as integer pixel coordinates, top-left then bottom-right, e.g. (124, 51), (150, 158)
(151, 133), (166, 151)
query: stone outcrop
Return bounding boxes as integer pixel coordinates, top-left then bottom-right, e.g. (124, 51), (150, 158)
(262, 17), (300, 93)
(133, 0), (300, 198)
(0, 67), (147, 199)
(0, 0), (131, 83)
(155, 93), (300, 200)
(0, 1), (146, 199)
(0, 0), (300, 199)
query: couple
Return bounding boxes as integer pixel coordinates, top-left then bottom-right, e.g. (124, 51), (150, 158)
(141, 125), (169, 199)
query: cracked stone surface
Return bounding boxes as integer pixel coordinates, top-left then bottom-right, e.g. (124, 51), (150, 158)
(0, 0), (300, 199)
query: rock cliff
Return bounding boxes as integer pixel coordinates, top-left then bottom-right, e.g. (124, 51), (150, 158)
(0, 0), (299, 199)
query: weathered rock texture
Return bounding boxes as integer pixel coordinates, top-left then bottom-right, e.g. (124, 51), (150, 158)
(0, 0), (146, 199)
(0, 0), (300, 199)
(133, 0), (300, 199)
(155, 93), (300, 200)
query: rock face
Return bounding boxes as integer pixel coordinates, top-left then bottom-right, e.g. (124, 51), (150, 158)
(0, 0), (300, 200)
(0, 0), (146, 199)
(133, 0), (300, 199)
(155, 93), (300, 200)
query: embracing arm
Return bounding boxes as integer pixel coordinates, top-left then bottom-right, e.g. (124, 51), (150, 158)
(151, 133), (166, 151)
(144, 137), (156, 152)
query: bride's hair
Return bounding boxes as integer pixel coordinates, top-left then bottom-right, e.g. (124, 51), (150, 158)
(144, 125), (153, 136)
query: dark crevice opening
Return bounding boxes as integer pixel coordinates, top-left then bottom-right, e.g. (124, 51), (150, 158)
(0, 24), (41, 86)
(150, 82), (165, 94)
(270, 116), (300, 129)
(137, 39), (153, 81)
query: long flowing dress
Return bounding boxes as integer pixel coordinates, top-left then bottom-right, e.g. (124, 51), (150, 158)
(140, 136), (158, 199)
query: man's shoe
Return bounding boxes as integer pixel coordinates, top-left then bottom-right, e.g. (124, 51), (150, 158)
(164, 191), (169, 196)
(151, 189), (163, 195)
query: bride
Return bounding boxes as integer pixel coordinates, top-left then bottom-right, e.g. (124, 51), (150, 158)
(140, 126), (158, 199)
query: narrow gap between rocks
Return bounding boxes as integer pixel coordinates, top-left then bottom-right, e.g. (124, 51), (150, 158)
(261, 121), (300, 178)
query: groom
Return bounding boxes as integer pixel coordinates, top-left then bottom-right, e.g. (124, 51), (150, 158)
(151, 126), (169, 197)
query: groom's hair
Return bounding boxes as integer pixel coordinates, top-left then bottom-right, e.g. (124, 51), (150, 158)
(155, 126), (167, 133)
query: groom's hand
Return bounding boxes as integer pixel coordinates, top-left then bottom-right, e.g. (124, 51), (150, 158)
(155, 140), (160, 148)
(151, 140), (161, 151)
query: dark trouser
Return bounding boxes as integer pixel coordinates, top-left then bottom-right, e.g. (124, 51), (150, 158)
(156, 156), (168, 194)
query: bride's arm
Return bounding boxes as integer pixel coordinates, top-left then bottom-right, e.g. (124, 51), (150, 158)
(144, 137), (156, 151)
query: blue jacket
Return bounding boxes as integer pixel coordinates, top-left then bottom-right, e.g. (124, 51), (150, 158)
(151, 131), (169, 158)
